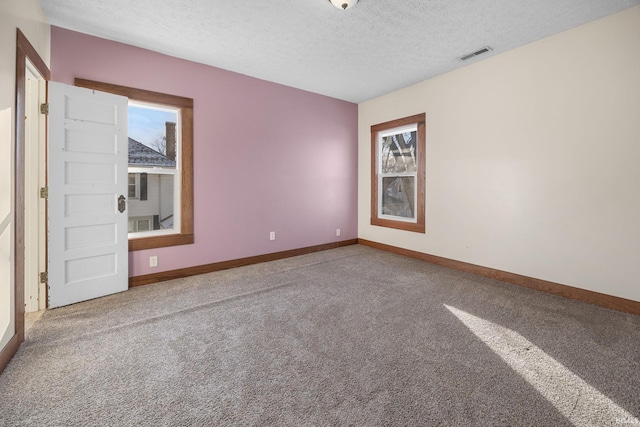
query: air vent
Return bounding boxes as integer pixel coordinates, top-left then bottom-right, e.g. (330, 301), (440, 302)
(458, 46), (493, 62)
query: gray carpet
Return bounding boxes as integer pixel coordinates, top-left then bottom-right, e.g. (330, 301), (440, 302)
(1, 245), (639, 426)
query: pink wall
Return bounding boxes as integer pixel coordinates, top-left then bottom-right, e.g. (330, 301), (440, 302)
(51, 26), (358, 277)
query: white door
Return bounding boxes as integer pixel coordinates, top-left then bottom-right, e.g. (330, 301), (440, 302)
(48, 82), (129, 308)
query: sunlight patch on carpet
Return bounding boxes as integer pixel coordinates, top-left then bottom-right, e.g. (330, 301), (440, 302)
(444, 304), (640, 427)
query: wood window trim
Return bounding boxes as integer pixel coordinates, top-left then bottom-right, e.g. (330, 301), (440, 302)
(371, 113), (426, 233)
(74, 78), (194, 251)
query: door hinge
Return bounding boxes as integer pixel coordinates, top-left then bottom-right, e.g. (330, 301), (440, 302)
(40, 187), (48, 199)
(39, 271), (48, 283)
(40, 103), (49, 115)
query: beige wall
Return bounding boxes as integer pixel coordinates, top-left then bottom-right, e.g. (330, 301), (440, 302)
(0, 0), (50, 350)
(359, 6), (640, 302)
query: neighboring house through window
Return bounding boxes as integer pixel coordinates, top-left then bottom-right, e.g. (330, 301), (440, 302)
(371, 113), (426, 233)
(127, 122), (177, 233)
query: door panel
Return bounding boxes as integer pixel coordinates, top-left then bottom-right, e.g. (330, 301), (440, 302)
(48, 82), (128, 308)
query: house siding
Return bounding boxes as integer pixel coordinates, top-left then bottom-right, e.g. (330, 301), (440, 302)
(128, 172), (175, 226)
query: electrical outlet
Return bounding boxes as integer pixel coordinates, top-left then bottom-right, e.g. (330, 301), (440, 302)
(269, 231), (276, 241)
(336, 229), (341, 237)
(149, 256), (158, 267)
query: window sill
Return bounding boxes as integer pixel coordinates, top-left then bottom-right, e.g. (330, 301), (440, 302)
(371, 217), (425, 233)
(128, 233), (194, 251)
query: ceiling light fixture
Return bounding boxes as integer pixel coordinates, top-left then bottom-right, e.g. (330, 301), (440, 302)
(329, 0), (358, 10)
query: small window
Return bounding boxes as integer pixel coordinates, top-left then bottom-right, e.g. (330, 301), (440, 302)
(128, 217), (153, 233)
(371, 113), (425, 233)
(128, 173), (138, 199)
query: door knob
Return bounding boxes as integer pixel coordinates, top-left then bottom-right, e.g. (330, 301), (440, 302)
(118, 195), (126, 213)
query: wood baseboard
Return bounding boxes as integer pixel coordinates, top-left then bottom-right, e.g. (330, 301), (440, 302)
(358, 239), (640, 316)
(0, 334), (20, 374)
(129, 239), (359, 287)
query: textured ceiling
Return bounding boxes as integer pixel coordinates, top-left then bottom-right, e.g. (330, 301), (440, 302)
(40, 0), (640, 103)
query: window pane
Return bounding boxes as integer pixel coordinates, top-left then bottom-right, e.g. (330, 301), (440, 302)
(128, 173), (136, 198)
(127, 173), (175, 231)
(128, 104), (178, 168)
(380, 130), (417, 174)
(127, 102), (179, 235)
(381, 176), (415, 219)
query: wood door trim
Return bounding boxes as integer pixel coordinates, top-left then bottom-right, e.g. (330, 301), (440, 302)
(0, 335), (19, 374)
(1, 29), (51, 374)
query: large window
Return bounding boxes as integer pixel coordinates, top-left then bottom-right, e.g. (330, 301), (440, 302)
(127, 101), (178, 235)
(371, 113), (425, 233)
(75, 79), (194, 250)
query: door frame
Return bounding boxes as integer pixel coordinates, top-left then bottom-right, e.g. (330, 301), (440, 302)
(24, 59), (47, 313)
(0, 29), (50, 373)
